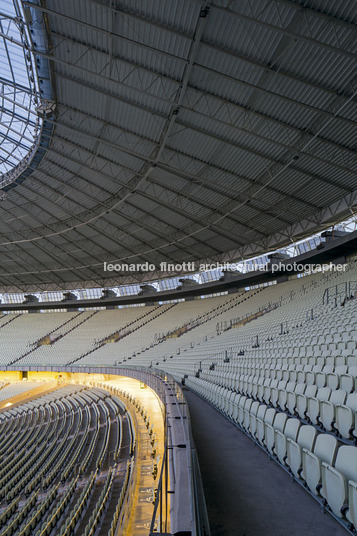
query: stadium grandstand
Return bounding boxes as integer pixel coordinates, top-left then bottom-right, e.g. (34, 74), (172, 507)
(0, 0), (356, 535)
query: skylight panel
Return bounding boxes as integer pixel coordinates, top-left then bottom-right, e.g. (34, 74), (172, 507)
(0, 0), (42, 184)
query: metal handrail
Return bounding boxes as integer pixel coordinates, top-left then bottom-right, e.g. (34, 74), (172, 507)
(322, 280), (357, 305)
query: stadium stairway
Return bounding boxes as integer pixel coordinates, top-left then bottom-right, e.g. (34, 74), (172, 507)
(0, 314), (22, 330)
(184, 388), (347, 536)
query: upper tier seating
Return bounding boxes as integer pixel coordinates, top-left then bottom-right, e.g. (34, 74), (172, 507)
(1, 258), (355, 373)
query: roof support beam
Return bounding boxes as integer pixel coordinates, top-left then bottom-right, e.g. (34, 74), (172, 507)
(19, 2), (357, 106)
(200, 0), (357, 60)
(53, 119), (319, 220)
(272, 0), (357, 31)
(23, 131), (307, 255)
(25, 139), (250, 249)
(49, 110), (326, 215)
(30, 152), (225, 257)
(22, 1), (187, 63)
(53, 76), (355, 194)
(40, 130), (294, 242)
(47, 30), (357, 160)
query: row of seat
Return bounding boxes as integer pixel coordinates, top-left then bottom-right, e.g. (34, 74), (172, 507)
(35, 477), (79, 536)
(83, 469), (115, 536)
(100, 384), (137, 456)
(0, 400), (70, 501)
(186, 376), (357, 530)
(0, 385), (126, 536)
(204, 376), (357, 440)
(107, 459), (133, 536)
(247, 342), (357, 360)
(206, 354), (357, 372)
(0, 407), (39, 462)
(202, 364), (357, 392)
(0, 497), (19, 528)
(58, 470), (98, 536)
(0, 492), (39, 536)
(28, 387), (126, 536)
(44, 405), (90, 489)
(17, 487), (57, 536)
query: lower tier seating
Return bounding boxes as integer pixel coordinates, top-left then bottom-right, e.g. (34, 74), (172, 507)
(0, 384), (135, 536)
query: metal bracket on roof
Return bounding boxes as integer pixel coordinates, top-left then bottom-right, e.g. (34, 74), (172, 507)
(36, 99), (56, 119)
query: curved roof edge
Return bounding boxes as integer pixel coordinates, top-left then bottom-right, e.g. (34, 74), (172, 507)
(1, 228), (356, 311)
(1, 198), (355, 294)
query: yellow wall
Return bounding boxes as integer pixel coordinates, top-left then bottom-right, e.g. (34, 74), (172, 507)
(0, 371), (22, 381)
(0, 371), (109, 382)
(0, 370), (140, 385)
(28, 370), (59, 381)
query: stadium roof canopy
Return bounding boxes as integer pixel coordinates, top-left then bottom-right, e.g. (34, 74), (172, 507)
(0, 0), (356, 292)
